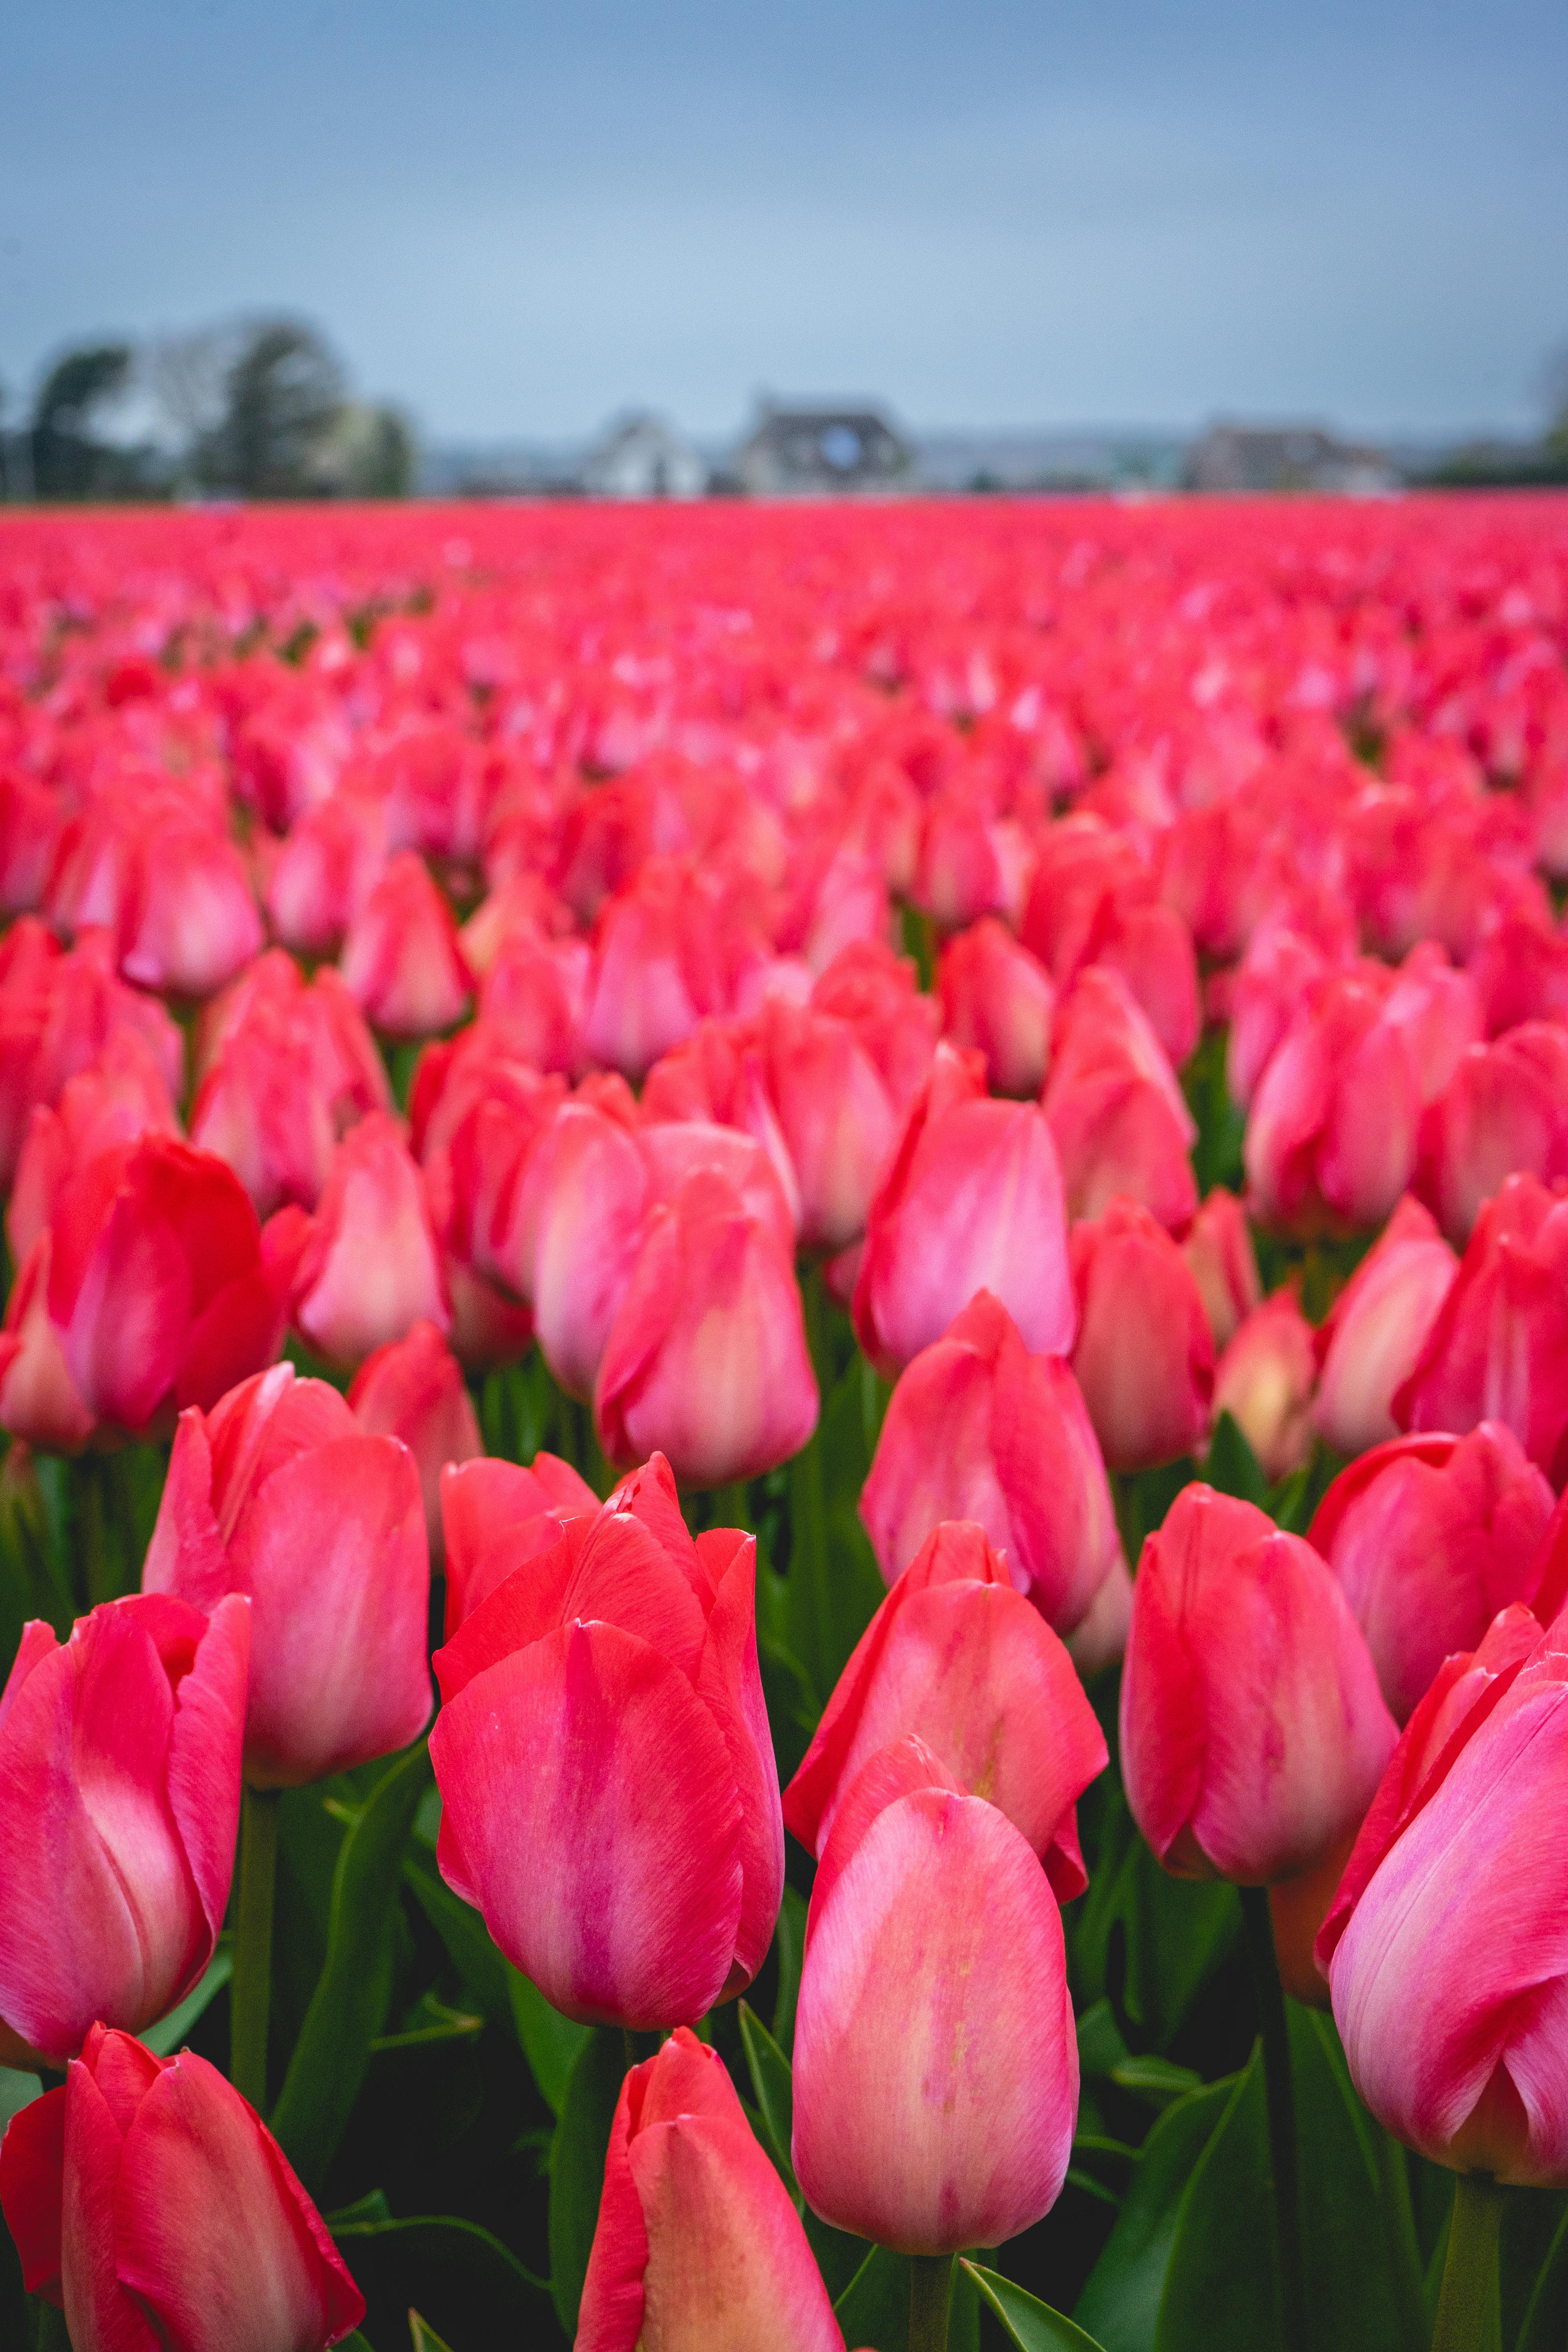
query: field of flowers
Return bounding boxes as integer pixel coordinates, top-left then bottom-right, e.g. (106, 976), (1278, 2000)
(2, 491), (1568, 2352)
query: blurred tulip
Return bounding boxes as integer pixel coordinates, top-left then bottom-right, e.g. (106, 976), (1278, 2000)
(1210, 1289), (1317, 1482)
(1183, 1186), (1261, 1350)
(1070, 1199), (1214, 1472)
(0, 922), (183, 1189)
(0, 1593), (249, 2066)
(6, 1030), (179, 1269)
(430, 1455), (782, 2026)
(479, 928), (591, 1074)
(143, 1363), (431, 1787)
(1043, 968), (1198, 1233)
(936, 915), (1055, 1097)
(1415, 1023), (1568, 1245)
(340, 850), (471, 1038)
(1066, 1552), (1134, 1679)
(512, 1091), (649, 1400)
(1312, 1195), (1458, 1456)
(791, 1736), (1077, 2254)
(347, 1319), (481, 1567)
(413, 1030), (566, 1332)
(578, 2027), (846, 2352)
(291, 1113), (448, 1371)
(1121, 1484), (1397, 1883)
(265, 791), (386, 956)
(439, 1451), (599, 1635)
(853, 1044), (1074, 1377)
(859, 1292), (1119, 1635)
(753, 998), (903, 1256)
(1308, 1426), (1554, 1723)
(1244, 964), (1422, 1233)
(785, 1519), (1107, 1897)
(809, 939), (939, 1121)
(0, 2024), (365, 2348)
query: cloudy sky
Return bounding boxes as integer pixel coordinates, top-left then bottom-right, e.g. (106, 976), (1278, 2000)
(3, 0), (1565, 443)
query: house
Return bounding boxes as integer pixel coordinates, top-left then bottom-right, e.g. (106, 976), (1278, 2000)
(1183, 423), (1399, 495)
(581, 412), (707, 499)
(734, 402), (914, 496)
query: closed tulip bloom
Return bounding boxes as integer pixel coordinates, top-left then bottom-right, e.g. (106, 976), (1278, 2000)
(578, 2027), (846, 2352)
(0, 921), (183, 1189)
(339, 850), (471, 1039)
(0, 1593), (249, 2067)
(1320, 1605), (1568, 2183)
(512, 1093), (650, 1400)
(809, 939), (939, 1122)
(1043, 967), (1199, 1234)
(937, 916), (1055, 1098)
(1308, 1426), (1554, 1723)
(1121, 1485), (1397, 1884)
(853, 1045), (1075, 1378)
(1415, 1024), (1568, 1246)
(785, 1519), (1107, 1898)
(6, 1030), (179, 1270)
(265, 791), (386, 956)
(1210, 1290), (1317, 1482)
(1245, 964), (1428, 1235)
(792, 1736), (1078, 2254)
(430, 1455), (782, 2026)
(1312, 1195), (1458, 1456)
(347, 1318), (482, 1567)
(143, 1363), (431, 1786)
(859, 1293), (1119, 1635)
(439, 1451), (600, 1635)
(596, 1171), (818, 1487)
(0, 2024), (365, 2348)
(1182, 1187), (1262, 1351)
(1395, 1174), (1568, 1478)
(753, 998), (902, 1256)
(291, 1113), (448, 1371)
(1070, 1201), (1215, 1472)
(116, 809), (265, 1000)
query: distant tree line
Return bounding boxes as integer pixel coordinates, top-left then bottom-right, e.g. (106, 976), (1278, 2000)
(0, 316), (415, 501)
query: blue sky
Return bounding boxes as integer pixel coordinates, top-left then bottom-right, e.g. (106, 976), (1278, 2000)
(2, 0), (1565, 442)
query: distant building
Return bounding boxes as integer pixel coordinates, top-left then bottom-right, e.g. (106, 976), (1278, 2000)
(735, 402), (914, 496)
(1183, 423), (1399, 495)
(582, 411), (707, 499)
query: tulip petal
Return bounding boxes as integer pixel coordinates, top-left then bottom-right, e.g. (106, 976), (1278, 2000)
(692, 1535), (785, 1988)
(63, 2054), (161, 2352)
(164, 1593), (250, 1950)
(0, 2083), (67, 2301)
(576, 2064), (651, 2352)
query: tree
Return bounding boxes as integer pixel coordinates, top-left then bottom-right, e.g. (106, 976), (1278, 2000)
(30, 343), (133, 499)
(210, 318), (345, 497)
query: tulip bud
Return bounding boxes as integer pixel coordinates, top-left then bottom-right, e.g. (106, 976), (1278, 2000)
(752, 998), (904, 1256)
(1043, 967), (1198, 1234)
(143, 1364), (432, 1787)
(937, 916), (1055, 1098)
(578, 2028), (846, 2352)
(1070, 1200), (1215, 1472)
(1308, 1426), (1554, 1723)
(0, 1594), (249, 2067)
(429, 1455), (783, 2026)
(265, 792), (385, 956)
(339, 849), (472, 1039)
(792, 1736), (1078, 2254)
(7, 1031), (179, 1270)
(1244, 964), (1423, 1233)
(0, 921), (183, 1190)
(1312, 1195), (1457, 1456)
(1121, 1484), (1397, 1883)
(291, 1113), (449, 1372)
(512, 1092), (650, 1400)
(347, 1318), (482, 1567)
(1415, 1023), (1568, 1245)
(1210, 1289), (1317, 1482)
(1182, 1187), (1261, 1351)
(0, 2025), (365, 2347)
(859, 1293), (1119, 1635)
(853, 1045), (1075, 1377)
(439, 1451), (601, 1635)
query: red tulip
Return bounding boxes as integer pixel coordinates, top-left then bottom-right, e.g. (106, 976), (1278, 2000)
(808, 939), (939, 1122)
(511, 1090), (650, 1400)
(1312, 1195), (1457, 1456)
(143, 1363), (431, 1787)
(752, 998), (904, 1255)
(347, 1318), (482, 1567)
(1308, 1426), (1554, 1723)
(1043, 967), (1198, 1233)
(578, 2028), (846, 2352)
(0, 1593), (249, 2066)
(0, 920), (183, 1189)
(937, 915), (1055, 1098)
(439, 1451), (600, 1635)
(0, 2024), (364, 2347)
(265, 791), (386, 956)
(429, 1455), (782, 2026)
(853, 1044), (1075, 1377)
(7, 1030), (179, 1271)
(1182, 1186), (1261, 1351)
(413, 1029), (567, 1347)
(1070, 1200), (1214, 1471)
(641, 1018), (805, 1239)
(50, 802), (264, 1001)
(791, 1736), (1078, 2254)
(339, 850), (471, 1039)
(859, 1293), (1120, 1635)
(785, 1519), (1107, 1898)
(1415, 1023), (1568, 1245)
(478, 927), (592, 1075)
(1244, 964), (1422, 1233)
(291, 1112), (449, 1372)
(1121, 1484), (1397, 1883)
(1210, 1289), (1317, 1481)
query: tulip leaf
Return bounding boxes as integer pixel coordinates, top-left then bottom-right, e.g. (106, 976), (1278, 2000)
(143, 1950), (232, 2057)
(1515, 2201), (1568, 2352)
(327, 2211), (550, 2347)
(548, 2025), (626, 2337)
(1204, 1412), (1269, 1508)
(772, 1880), (808, 2053)
(738, 2001), (796, 2188)
(835, 2243), (909, 2351)
(1108, 2055), (1204, 2110)
(964, 2261), (1110, 2350)
(0, 2069), (41, 2134)
(407, 2314), (455, 2352)
(1072, 1792), (1242, 2050)
(1151, 2054), (1278, 2350)
(507, 1966), (592, 2120)
(1075, 2077), (1236, 2349)
(270, 1740), (433, 2193)
(401, 1844), (512, 2025)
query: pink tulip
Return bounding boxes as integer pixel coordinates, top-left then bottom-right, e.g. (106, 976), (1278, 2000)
(578, 2028), (846, 2352)
(1182, 1186), (1261, 1350)
(937, 916), (1055, 1098)
(143, 1363), (431, 1787)
(1394, 1174), (1568, 1478)
(511, 1090), (650, 1399)
(291, 1112), (449, 1371)
(1070, 1200), (1214, 1471)
(339, 850), (471, 1039)
(1076, 889), (1202, 1073)
(1320, 1605), (1568, 2183)
(116, 808), (265, 1000)
(0, 1593), (249, 2066)
(6, 1030), (179, 1270)
(1244, 964), (1422, 1233)
(1210, 1289), (1317, 1482)
(785, 1519), (1107, 1897)
(413, 1030), (566, 1338)
(1121, 1484), (1397, 1883)
(1226, 924), (1340, 1112)
(439, 1451), (600, 1635)
(752, 998), (904, 1256)
(1308, 1426), (1554, 1723)
(641, 1021), (804, 1240)
(1042, 967), (1198, 1234)
(0, 921), (179, 1189)
(347, 1318), (482, 1567)
(853, 1044), (1075, 1377)
(429, 1455), (782, 2026)
(479, 927), (592, 1074)
(265, 791), (386, 956)
(791, 1736), (1077, 2254)
(1415, 1023), (1568, 1245)
(0, 2024), (365, 2347)
(1312, 1195), (1458, 1456)
(808, 940), (939, 1122)
(859, 1292), (1120, 1635)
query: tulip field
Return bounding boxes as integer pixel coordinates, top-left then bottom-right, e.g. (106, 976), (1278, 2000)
(5, 493), (1568, 2352)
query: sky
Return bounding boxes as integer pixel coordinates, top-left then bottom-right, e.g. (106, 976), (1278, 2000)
(2, 0), (1566, 446)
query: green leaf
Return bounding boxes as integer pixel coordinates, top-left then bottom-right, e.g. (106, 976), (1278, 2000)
(270, 1740), (432, 2193)
(772, 1880), (808, 2053)
(1075, 2078), (1235, 2350)
(1073, 1799), (1241, 2050)
(1292, 2008), (1424, 2352)
(738, 2001), (796, 2189)
(548, 2026), (626, 2337)
(965, 2261), (1110, 2350)
(337, 2336), (377, 2352)
(143, 1950), (232, 2056)
(508, 1967), (592, 2120)
(1153, 2057), (1276, 2351)
(1076, 1999), (1130, 2082)
(834, 2242), (908, 2351)
(328, 2211), (550, 2346)
(1517, 2202), (1568, 2352)
(1204, 1411), (1268, 1508)
(1109, 2055), (1203, 2110)
(0, 2069), (40, 2133)
(402, 1844), (512, 2028)
(407, 2314), (455, 2352)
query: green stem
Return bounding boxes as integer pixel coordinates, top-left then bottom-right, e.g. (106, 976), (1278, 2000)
(711, 1482), (749, 1530)
(1239, 1885), (1308, 2352)
(1430, 2175), (1505, 2352)
(1375, 2129), (1430, 2352)
(908, 2253), (954, 2352)
(622, 2027), (664, 2073)
(231, 1785), (280, 2111)
(789, 1266), (836, 1694)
